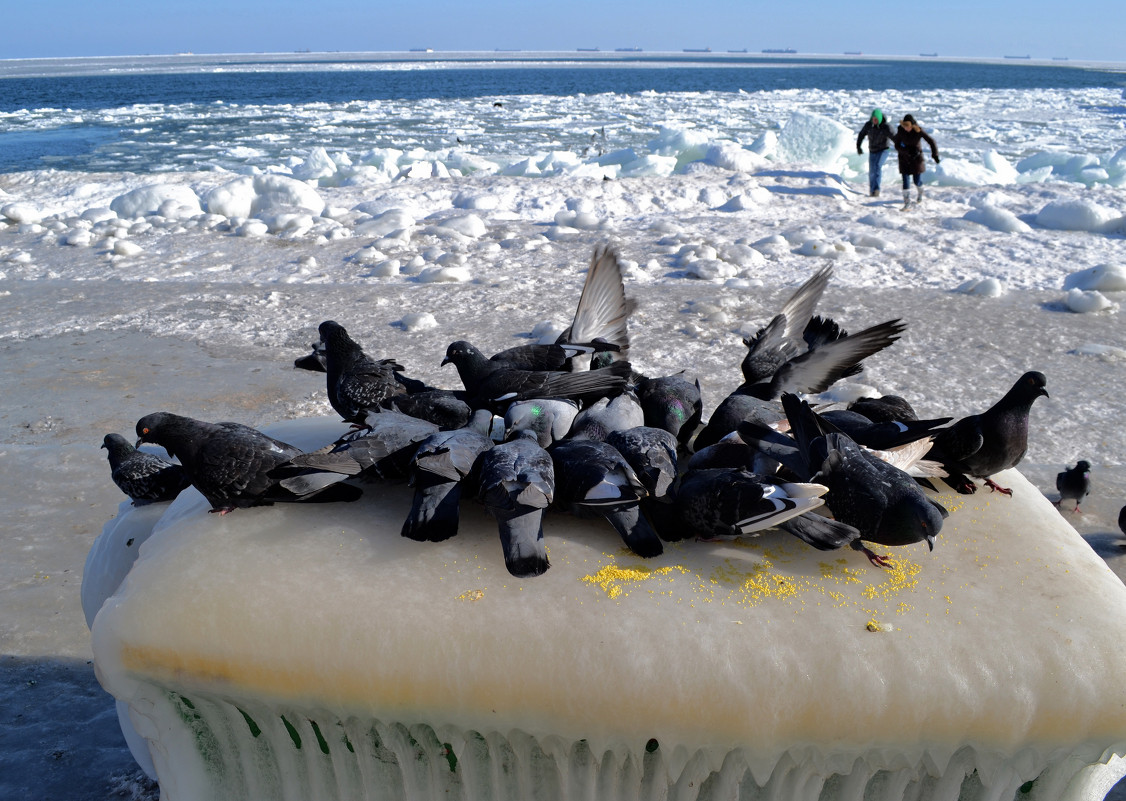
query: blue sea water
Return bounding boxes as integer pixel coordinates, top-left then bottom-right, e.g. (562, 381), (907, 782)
(0, 52), (1124, 176)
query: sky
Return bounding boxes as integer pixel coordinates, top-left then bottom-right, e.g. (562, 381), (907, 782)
(1, 0), (1124, 63)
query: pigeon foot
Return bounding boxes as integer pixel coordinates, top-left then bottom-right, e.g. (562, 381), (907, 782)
(984, 478), (1013, 496)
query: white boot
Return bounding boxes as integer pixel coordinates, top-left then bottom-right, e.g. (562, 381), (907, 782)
(916, 185), (924, 204)
(902, 189), (911, 210)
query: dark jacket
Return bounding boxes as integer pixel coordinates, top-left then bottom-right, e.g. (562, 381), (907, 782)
(857, 119), (895, 153)
(892, 126), (940, 175)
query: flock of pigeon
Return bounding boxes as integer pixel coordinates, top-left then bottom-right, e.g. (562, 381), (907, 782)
(100, 247), (1125, 578)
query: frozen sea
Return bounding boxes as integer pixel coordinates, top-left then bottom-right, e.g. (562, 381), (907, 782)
(1, 51), (1126, 799)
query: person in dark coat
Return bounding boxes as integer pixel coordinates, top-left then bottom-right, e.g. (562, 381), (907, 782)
(892, 114), (940, 208)
(856, 108), (895, 197)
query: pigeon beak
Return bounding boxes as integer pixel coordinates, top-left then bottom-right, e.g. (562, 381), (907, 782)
(440, 357), (451, 366)
(1040, 389), (1050, 398)
(925, 533), (936, 551)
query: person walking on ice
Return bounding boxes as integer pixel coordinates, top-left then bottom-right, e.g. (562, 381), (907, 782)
(856, 108), (895, 197)
(893, 114), (940, 209)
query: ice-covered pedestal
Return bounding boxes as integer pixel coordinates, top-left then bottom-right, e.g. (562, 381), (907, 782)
(87, 419), (1126, 801)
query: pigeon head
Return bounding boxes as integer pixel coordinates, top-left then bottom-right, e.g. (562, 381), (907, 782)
(101, 433), (136, 466)
(318, 320), (363, 363)
(1009, 371), (1049, 403)
(441, 340), (482, 365)
(1076, 460), (1091, 473)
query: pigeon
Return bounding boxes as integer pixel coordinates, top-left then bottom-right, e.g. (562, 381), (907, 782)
(477, 429), (555, 577)
(1054, 460), (1091, 512)
(740, 265), (833, 385)
(735, 319), (908, 401)
(401, 426), (495, 542)
(504, 398), (581, 448)
(283, 410), (440, 482)
(488, 339), (621, 372)
(817, 408), (952, 451)
(847, 394), (920, 423)
(135, 412), (362, 514)
(389, 390), (473, 430)
(606, 426), (679, 500)
(674, 469), (845, 548)
(556, 245), (635, 368)
(550, 438), (663, 558)
(101, 433), (191, 505)
(442, 339), (631, 413)
(567, 392), (645, 442)
(738, 394), (947, 567)
(294, 340), (328, 372)
(928, 371), (1049, 495)
(633, 372), (703, 446)
(317, 320), (423, 426)
(1119, 505), (1126, 537)
(692, 393), (783, 453)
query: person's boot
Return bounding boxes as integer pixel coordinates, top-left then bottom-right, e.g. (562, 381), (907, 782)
(916, 185), (924, 204)
(871, 188), (880, 197)
(902, 189), (911, 210)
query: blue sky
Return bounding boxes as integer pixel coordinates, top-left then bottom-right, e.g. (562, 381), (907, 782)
(2, 0), (1124, 62)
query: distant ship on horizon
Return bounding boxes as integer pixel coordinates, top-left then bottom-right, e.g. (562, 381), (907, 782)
(615, 47), (642, 52)
(762, 48), (797, 54)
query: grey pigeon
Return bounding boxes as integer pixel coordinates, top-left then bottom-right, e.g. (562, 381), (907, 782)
(550, 438), (663, 558)
(928, 371), (1048, 495)
(504, 398), (580, 448)
(389, 390), (473, 430)
(738, 394), (947, 567)
(401, 427), (494, 542)
(1054, 460), (1091, 512)
(606, 426), (679, 500)
(477, 429), (554, 577)
(135, 412), (362, 514)
(634, 372), (703, 446)
(568, 392), (645, 442)
(101, 433), (191, 505)
(442, 339), (631, 413)
(556, 245), (635, 368)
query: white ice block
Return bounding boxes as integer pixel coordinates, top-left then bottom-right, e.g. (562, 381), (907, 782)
(87, 418), (1126, 801)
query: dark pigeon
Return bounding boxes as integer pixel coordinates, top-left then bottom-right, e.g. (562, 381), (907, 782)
(735, 318), (908, 401)
(135, 412), (362, 514)
(848, 394), (920, 423)
(401, 426), (495, 542)
(1118, 505), (1126, 537)
(477, 429), (555, 577)
(550, 438), (663, 558)
(317, 320), (423, 426)
(294, 340), (327, 372)
(634, 372), (703, 446)
(389, 390), (474, 430)
(738, 394), (947, 567)
(1054, 460), (1091, 512)
(692, 393), (783, 453)
(442, 339), (631, 413)
(740, 265), (833, 385)
(674, 468), (847, 549)
(928, 371), (1049, 495)
(606, 426), (679, 500)
(818, 408), (952, 451)
(488, 339), (621, 372)
(283, 410), (440, 482)
(101, 433), (191, 505)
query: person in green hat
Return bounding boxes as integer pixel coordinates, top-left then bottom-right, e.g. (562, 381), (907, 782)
(856, 108), (895, 197)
